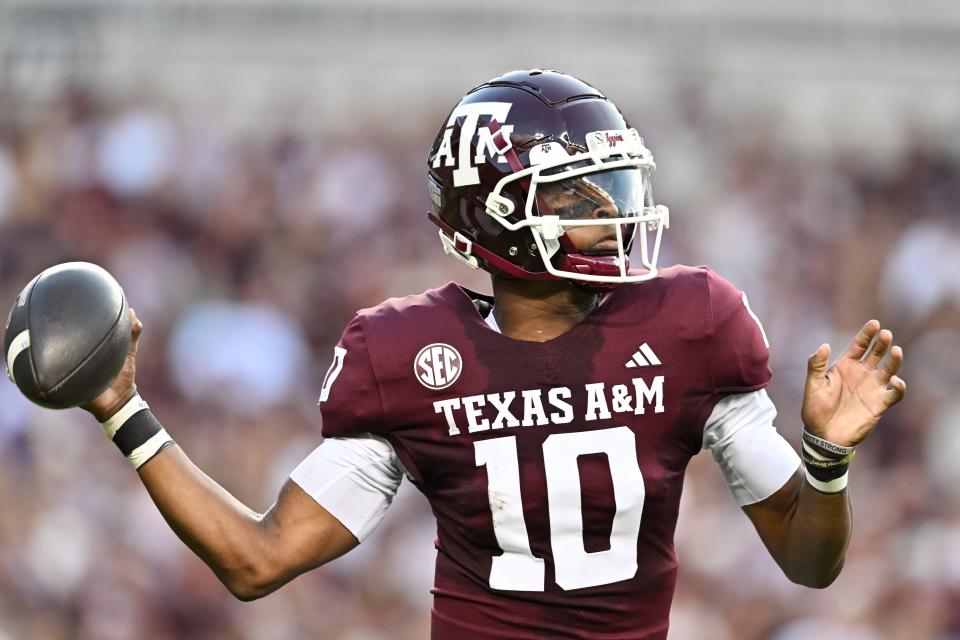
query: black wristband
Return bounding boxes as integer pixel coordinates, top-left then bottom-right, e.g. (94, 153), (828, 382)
(113, 409), (162, 456)
(99, 395), (174, 469)
(803, 458), (850, 482)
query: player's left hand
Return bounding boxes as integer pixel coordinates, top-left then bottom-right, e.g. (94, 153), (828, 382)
(801, 319), (906, 448)
(81, 308), (143, 423)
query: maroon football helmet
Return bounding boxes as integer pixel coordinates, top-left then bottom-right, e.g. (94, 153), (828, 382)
(427, 69), (669, 289)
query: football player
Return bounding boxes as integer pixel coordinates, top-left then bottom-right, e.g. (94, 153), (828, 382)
(84, 70), (905, 639)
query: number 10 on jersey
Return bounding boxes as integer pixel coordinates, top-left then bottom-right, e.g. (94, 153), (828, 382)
(474, 426), (645, 591)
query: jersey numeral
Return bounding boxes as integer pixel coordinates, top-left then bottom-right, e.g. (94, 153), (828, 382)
(474, 426), (645, 591)
(318, 346), (347, 402)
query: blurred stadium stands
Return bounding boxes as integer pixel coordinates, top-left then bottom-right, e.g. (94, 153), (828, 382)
(1, 2), (959, 638)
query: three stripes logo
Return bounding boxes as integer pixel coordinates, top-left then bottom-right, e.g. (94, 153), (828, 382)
(625, 343), (661, 369)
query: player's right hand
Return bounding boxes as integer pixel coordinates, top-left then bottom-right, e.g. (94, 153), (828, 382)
(81, 308), (142, 422)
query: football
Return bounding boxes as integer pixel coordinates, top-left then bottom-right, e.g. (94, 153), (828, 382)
(3, 262), (132, 409)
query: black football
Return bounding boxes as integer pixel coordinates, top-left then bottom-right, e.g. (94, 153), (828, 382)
(3, 262), (131, 409)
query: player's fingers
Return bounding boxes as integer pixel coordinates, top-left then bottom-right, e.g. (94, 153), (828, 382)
(884, 375), (906, 408)
(807, 343), (831, 382)
(129, 308), (143, 356)
(863, 328), (893, 368)
(876, 345), (903, 384)
(843, 319), (880, 361)
(130, 308), (143, 336)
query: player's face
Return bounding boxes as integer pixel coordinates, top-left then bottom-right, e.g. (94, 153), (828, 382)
(536, 167), (651, 254)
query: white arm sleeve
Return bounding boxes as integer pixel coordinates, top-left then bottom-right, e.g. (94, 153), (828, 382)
(702, 389), (801, 507)
(289, 434), (406, 542)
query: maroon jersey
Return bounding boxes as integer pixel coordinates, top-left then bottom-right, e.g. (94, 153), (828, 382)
(318, 265), (771, 640)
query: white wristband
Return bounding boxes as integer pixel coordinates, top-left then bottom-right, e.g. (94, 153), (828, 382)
(805, 468), (849, 493)
(127, 428), (174, 469)
(100, 393), (150, 439)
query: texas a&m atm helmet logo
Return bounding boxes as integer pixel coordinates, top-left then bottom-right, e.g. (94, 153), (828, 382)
(414, 343), (463, 390)
(431, 101), (514, 187)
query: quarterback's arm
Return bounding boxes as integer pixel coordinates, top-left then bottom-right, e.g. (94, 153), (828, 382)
(138, 447), (358, 600)
(82, 311), (379, 601)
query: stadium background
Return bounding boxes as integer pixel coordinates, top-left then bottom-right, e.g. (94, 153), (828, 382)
(1, 1), (959, 638)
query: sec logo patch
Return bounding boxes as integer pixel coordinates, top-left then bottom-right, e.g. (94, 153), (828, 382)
(415, 343), (462, 390)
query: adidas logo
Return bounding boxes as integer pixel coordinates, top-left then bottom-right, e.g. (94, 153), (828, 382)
(625, 343), (661, 369)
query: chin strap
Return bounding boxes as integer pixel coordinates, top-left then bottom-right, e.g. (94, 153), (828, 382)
(555, 233), (631, 291)
(556, 253), (624, 292)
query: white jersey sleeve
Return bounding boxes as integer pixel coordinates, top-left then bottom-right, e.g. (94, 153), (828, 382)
(290, 434), (405, 542)
(702, 389), (801, 506)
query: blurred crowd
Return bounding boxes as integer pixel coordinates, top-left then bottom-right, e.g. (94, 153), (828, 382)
(1, 84), (959, 640)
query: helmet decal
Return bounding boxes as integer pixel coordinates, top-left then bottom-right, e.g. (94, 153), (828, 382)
(432, 101), (514, 187)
